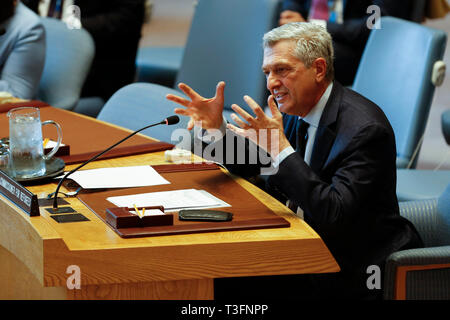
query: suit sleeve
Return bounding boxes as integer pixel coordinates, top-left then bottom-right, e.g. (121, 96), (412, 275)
(193, 127), (273, 178)
(268, 122), (394, 227)
(0, 23), (45, 99)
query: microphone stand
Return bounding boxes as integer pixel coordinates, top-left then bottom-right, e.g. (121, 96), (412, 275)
(52, 117), (177, 211)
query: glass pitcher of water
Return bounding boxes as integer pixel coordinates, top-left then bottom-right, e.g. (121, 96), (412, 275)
(7, 107), (62, 179)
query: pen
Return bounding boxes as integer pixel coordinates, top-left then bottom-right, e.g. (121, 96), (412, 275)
(133, 204), (143, 219)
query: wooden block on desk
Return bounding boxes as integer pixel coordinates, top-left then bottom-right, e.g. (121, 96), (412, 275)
(106, 206), (173, 229)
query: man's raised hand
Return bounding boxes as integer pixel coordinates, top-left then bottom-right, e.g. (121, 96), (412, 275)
(166, 81), (226, 130)
(227, 95), (290, 158)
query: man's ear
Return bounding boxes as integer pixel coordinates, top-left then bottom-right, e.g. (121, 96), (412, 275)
(313, 58), (327, 82)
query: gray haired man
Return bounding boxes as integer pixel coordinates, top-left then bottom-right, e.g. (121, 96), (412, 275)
(167, 22), (422, 300)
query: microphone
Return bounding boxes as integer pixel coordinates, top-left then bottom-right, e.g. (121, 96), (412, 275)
(165, 115), (179, 125)
(0, 28), (6, 36)
(51, 115), (180, 211)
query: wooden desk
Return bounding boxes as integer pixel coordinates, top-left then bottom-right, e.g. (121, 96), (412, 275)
(0, 110), (339, 300)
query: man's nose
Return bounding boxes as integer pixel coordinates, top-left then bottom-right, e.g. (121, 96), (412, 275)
(266, 73), (280, 91)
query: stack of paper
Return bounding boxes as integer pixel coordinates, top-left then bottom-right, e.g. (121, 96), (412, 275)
(107, 189), (230, 212)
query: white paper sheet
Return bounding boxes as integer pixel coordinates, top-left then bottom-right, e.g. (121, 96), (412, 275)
(107, 189), (230, 212)
(66, 166), (170, 189)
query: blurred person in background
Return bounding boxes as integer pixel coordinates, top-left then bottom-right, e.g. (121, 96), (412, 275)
(0, 0), (46, 99)
(23, 0), (145, 101)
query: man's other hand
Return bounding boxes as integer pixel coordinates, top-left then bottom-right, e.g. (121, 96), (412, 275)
(227, 95), (290, 158)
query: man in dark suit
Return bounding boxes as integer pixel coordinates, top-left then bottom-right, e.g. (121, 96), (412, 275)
(280, 0), (414, 85)
(166, 22), (422, 299)
(22, 0), (145, 101)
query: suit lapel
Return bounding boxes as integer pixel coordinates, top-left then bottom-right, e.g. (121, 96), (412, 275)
(309, 82), (342, 174)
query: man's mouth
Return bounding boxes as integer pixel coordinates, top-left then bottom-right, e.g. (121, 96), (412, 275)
(274, 92), (288, 103)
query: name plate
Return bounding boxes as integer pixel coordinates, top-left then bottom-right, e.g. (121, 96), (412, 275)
(0, 170), (39, 216)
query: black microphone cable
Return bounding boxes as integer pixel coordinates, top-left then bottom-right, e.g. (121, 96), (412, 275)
(51, 115), (180, 211)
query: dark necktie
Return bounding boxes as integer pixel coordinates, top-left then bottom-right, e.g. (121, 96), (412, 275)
(48, 0), (64, 19)
(296, 119), (310, 159)
(286, 119), (309, 216)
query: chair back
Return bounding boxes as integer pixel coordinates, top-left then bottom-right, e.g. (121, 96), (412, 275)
(442, 109), (450, 145)
(352, 17), (447, 168)
(97, 83), (191, 147)
(38, 18), (95, 110)
(436, 184), (450, 246)
(400, 198), (439, 247)
(175, 0), (281, 121)
(400, 184), (450, 247)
